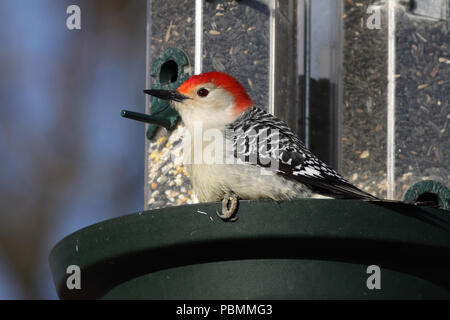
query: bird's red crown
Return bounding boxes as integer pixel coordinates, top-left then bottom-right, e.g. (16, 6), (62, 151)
(177, 71), (253, 114)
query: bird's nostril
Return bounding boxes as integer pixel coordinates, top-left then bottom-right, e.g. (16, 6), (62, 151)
(159, 60), (178, 85)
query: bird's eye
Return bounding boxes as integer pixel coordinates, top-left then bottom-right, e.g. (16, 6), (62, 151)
(197, 88), (209, 97)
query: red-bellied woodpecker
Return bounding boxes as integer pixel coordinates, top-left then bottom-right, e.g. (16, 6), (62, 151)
(145, 71), (377, 221)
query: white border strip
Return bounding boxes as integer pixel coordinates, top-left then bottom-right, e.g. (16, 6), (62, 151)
(195, 0), (203, 75)
(387, 0), (396, 199)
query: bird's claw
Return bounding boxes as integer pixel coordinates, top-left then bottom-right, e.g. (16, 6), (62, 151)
(216, 193), (239, 222)
(216, 209), (239, 222)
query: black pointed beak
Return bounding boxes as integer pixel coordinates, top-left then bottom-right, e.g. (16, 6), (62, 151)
(144, 89), (189, 102)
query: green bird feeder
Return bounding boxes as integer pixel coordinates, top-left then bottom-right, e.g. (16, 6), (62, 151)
(49, 199), (450, 299)
(49, 0), (450, 300)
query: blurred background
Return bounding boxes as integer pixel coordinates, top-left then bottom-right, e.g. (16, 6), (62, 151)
(0, 0), (146, 299)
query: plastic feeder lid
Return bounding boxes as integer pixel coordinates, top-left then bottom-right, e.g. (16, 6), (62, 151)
(49, 199), (450, 299)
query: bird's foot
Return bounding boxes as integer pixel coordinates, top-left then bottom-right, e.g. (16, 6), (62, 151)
(216, 193), (239, 222)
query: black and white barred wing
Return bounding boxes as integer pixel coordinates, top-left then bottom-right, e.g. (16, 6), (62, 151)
(226, 107), (377, 200)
